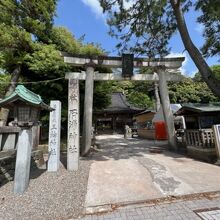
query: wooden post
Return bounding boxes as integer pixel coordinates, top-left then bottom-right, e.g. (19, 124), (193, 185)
(32, 125), (40, 150)
(67, 79), (80, 171)
(81, 66), (95, 156)
(157, 68), (177, 151)
(112, 116), (116, 134)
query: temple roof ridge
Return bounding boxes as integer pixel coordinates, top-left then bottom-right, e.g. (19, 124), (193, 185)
(102, 92), (144, 113)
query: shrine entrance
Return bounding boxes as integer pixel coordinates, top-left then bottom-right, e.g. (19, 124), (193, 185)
(94, 92), (144, 134)
(63, 53), (185, 171)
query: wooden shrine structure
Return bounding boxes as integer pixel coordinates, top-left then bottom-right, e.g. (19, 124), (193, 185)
(94, 92), (143, 134)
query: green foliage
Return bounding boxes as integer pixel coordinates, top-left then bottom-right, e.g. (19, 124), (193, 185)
(193, 72), (202, 82)
(194, 65), (220, 82)
(0, 0), (57, 73)
(24, 43), (67, 75)
(211, 65), (220, 80)
(104, 80), (154, 108)
(0, 0), (111, 131)
(0, 0), (57, 41)
(93, 82), (111, 110)
(169, 78), (220, 103)
(50, 27), (81, 54)
(127, 91), (153, 108)
(126, 81), (154, 108)
(50, 26), (105, 55)
(80, 43), (105, 56)
(0, 74), (10, 98)
(109, 81), (134, 93)
(100, 0), (220, 58)
(195, 0), (220, 57)
(100, 0), (192, 56)
(100, 0), (220, 97)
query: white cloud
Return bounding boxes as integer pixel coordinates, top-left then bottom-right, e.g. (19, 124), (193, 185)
(194, 23), (204, 34)
(81, 0), (135, 19)
(81, 0), (104, 19)
(166, 52), (188, 75)
(124, 0), (135, 9)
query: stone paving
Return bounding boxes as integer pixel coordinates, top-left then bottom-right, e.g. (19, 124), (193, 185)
(85, 135), (220, 211)
(81, 135), (220, 219)
(80, 196), (220, 220)
(196, 208), (220, 220)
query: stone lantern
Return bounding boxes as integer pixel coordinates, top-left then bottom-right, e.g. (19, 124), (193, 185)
(0, 85), (52, 193)
(0, 85), (52, 126)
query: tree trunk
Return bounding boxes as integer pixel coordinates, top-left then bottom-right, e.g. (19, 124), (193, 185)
(170, 0), (220, 97)
(0, 66), (21, 126)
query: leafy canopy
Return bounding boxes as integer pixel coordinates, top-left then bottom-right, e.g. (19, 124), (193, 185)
(100, 0), (220, 57)
(0, 0), (57, 72)
(195, 0), (220, 57)
(169, 67), (220, 104)
(100, 0), (192, 56)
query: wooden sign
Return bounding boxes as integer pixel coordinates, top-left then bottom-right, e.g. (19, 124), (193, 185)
(122, 54), (134, 77)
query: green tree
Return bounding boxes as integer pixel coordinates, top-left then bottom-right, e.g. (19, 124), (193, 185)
(105, 80), (154, 108)
(0, 74), (10, 98)
(169, 78), (220, 103)
(127, 91), (153, 109)
(100, 0), (220, 96)
(20, 27), (110, 132)
(196, 0), (220, 57)
(0, 0), (57, 124)
(194, 65), (220, 82)
(50, 27), (81, 54)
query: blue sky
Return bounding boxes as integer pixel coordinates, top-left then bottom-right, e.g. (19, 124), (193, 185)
(54, 0), (219, 77)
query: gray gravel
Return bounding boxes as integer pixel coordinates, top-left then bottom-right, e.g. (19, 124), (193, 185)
(0, 157), (92, 220)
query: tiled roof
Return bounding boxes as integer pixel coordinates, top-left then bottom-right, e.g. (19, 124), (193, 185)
(0, 85), (52, 111)
(101, 92), (144, 113)
(175, 103), (220, 115)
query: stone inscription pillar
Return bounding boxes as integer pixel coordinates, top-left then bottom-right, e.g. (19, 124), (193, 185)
(67, 79), (80, 171)
(48, 100), (61, 172)
(14, 128), (32, 194)
(157, 69), (177, 151)
(82, 66), (94, 156)
(213, 124), (220, 166)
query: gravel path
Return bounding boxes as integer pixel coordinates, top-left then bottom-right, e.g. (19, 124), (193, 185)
(0, 157), (92, 220)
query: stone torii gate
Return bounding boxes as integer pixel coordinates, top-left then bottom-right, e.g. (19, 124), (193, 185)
(63, 54), (185, 171)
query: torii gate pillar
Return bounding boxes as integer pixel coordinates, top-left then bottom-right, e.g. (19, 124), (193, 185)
(81, 65), (95, 156)
(158, 68), (177, 151)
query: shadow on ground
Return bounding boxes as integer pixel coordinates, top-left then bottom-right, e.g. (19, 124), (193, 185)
(82, 135), (187, 162)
